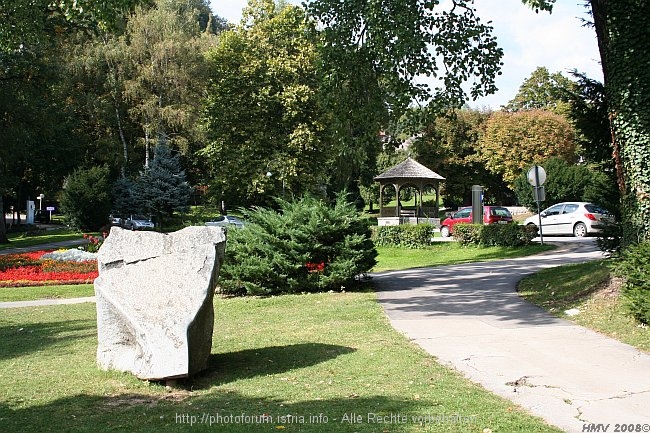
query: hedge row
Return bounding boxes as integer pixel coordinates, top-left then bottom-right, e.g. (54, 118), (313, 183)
(453, 223), (537, 247)
(372, 224), (438, 248)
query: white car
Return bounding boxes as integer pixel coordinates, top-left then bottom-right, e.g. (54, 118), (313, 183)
(523, 202), (613, 237)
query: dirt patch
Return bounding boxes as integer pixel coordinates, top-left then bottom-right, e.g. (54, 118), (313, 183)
(593, 275), (623, 299)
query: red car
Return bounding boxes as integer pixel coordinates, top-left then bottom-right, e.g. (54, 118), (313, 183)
(440, 206), (513, 237)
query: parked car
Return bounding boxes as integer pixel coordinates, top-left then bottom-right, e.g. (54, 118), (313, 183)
(123, 215), (155, 230)
(523, 202), (613, 237)
(440, 206), (513, 237)
(205, 215), (245, 229)
(109, 215), (123, 226)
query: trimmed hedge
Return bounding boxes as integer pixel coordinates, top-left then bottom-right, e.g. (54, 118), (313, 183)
(453, 224), (482, 245)
(454, 223), (536, 247)
(372, 224), (438, 248)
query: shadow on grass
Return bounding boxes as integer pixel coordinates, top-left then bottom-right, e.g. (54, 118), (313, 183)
(189, 343), (356, 389)
(0, 319), (96, 361)
(0, 391), (469, 433)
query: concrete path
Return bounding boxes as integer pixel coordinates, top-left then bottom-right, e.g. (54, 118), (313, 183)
(373, 241), (650, 433)
(0, 239), (86, 255)
(0, 296), (95, 309)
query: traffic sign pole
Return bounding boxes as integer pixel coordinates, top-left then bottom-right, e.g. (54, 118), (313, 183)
(534, 166), (544, 245)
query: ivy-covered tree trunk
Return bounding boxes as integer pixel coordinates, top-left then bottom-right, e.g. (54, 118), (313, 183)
(591, 0), (650, 243)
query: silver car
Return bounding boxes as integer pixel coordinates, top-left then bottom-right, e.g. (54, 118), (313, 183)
(205, 215), (245, 229)
(123, 215), (155, 230)
(523, 202), (613, 237)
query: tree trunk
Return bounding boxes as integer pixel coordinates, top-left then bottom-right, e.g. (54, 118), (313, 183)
(0, 197), (10, 244)
(591, 0), (650, 243)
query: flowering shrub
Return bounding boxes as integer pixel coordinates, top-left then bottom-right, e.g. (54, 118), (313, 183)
(305, 262), (326, 273)
(80, 232), (107, 253)
(0, 250), (98, 287)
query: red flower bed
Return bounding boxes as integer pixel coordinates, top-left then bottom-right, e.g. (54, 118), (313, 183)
(0, 250), (98, 288)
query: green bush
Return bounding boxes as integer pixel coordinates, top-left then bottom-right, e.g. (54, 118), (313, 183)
(481, 223), (536, 247)
(454, 223), (536, 247)
(453, 224), (482, 246)
(611, 241), (650, 324)
(219, 195), (377, 296)
(372, 224), (437, 248)
(596, 220), (623, 255)
(60, 165), (113, 231)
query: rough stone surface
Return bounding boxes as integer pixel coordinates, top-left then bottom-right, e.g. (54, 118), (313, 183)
(94, 226), (226, 380)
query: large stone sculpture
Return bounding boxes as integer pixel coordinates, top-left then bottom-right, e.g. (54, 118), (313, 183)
(94, 226), (226, 380)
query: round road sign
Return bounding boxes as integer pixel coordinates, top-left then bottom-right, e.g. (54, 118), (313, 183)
(527, 165), (547, 187)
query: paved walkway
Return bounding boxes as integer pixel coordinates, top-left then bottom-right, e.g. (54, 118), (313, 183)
(0, 239), (86, 255)
(373, 241), (650, 433)
(0, 296), (95, 309)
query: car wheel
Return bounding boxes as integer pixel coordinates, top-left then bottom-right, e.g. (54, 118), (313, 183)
(440, 226), (450, 238)
(573, 222), (587, 237)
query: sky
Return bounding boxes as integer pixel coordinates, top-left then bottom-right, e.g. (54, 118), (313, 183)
(208, 0), (603, 110)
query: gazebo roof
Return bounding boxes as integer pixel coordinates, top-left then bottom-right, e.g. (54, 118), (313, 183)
(374, 157), (445, 182)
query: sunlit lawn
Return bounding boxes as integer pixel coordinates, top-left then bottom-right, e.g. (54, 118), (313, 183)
(518, 260), (650, 352)
(0, 229), (86, 251)
(0, 284), (94, 302)
(373, 242), (552, 272)
(0, 294), (564, 433)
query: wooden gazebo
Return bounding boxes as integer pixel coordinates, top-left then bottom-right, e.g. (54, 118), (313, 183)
(374, 158), (445, 222)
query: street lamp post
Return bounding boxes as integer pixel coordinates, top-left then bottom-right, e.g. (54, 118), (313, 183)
(265, 160), (286, 198)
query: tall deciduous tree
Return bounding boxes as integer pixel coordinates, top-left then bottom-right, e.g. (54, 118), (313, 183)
(305, 0), (505, 195)
(477, 110), (577, 189)
(523, 0), (650, 243)
(1, 0), (146, 243)
(201, 0), (328, 207)
(413, 108), (512, 208)
(504, 67), (577, 115)
(121, 0), (214, 168)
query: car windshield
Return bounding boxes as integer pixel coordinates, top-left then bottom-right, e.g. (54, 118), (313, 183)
(133, 215), (148, 220)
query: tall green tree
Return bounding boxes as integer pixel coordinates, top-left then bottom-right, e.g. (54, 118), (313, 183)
(305, 0), (505, 195)
(0, 0), (147, 243)
(201, 0), (328, 207)
(504, 67), (577, 115)
(120, 0), (214, 168)
(412, 108), (512, 208)
(514, 156), (619, 214)
(523, 0), (650, 243)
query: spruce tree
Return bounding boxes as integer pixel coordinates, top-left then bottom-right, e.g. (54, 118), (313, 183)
(133, 143), (192, 228)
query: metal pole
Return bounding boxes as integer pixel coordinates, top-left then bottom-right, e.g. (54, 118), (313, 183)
(534, 165), (544, 245)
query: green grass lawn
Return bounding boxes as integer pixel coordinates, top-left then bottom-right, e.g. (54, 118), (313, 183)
(518, 260), (650, 353)
(0, 284), (94, 302)
(0, 229), (86, 251)
(0, 293), (563, 433)
(373, 243), (552, 272)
